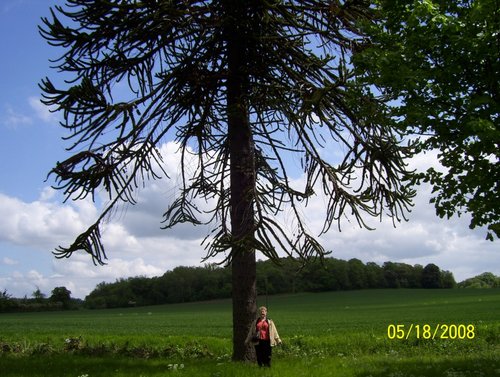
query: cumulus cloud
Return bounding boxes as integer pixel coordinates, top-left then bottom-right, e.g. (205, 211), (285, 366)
(0, 141), (497, 299)
(45, 254), (167, 298)
(0, 142), (218, 298)
(271, 150), (498, 281)
(29, 96), (58, 123)
(0, 190), (97, 249)
(0, 269), (50, 299)
(116, 141), (218, 241)
(1, 97), (58, 130)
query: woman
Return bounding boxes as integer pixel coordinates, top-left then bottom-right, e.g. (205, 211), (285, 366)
(245, 306), (281, 367)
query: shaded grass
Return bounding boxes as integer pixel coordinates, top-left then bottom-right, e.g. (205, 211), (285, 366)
(1, 353), (498, 377)
(353, 353), (500, 377)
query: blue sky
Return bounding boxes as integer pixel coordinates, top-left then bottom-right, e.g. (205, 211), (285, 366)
(0, 0), (498, 299)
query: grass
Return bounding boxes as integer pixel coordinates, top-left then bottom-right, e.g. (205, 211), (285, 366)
(0, 289), (498, 376)
(1, 353), (499, 377)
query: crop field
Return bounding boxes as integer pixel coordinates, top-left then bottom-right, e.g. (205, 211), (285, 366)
(0, 289), (498, 376)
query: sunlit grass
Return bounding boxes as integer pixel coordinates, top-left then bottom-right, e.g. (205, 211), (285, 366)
(0, 289), (498, 376)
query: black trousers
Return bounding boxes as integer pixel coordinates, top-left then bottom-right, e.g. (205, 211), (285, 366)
(255, 340), (272, 367)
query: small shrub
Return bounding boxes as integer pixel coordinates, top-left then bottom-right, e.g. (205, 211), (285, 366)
(30, 343), (53, 355)
(0, 342), (11, 353)
(64, 337), (83, 352)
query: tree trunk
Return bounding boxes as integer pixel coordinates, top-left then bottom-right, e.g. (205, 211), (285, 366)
(228, 71), (257, 362)
(225, 1), (257, 362)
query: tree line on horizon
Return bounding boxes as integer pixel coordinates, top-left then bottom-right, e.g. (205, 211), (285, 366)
(1, 259), (498, 313)
(0, 286), (75, 313)
(80, 258), (463, 309)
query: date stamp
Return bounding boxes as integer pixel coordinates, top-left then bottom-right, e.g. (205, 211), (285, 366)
(387, 324), (475, 340)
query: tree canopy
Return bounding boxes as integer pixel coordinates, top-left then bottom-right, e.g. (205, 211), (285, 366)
(40, 0), (414, 266)
(355, 0), (499, 240)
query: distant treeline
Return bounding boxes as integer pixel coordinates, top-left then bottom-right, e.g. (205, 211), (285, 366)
(0, 286), (81, 313)
(457, 272), (500, 289)
(1, 259), (498, 312)
(84, 258), (459, 309)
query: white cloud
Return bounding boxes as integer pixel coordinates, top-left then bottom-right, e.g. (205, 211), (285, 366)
(407, 147), (443, 173)
(0, 141), (497, 299)
(268, 150), (498, 283)
(1, 104), (32, 128)
(29, 96), (58, 123)
(0, 141), (222, 297)
(0, 192), (97, 249)
(1, 253), (175, 299)
(39, 186), (57, 201)
(47, 254), (166, 297)
(0, 269), (49, 299)
(2, 257), (18, 265)
(1, 97), (58, 130)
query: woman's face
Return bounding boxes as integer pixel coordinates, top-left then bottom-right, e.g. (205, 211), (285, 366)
(260, 307), (267, 319)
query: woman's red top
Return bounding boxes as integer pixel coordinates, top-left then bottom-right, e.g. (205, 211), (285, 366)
(256, 319), (270, 341)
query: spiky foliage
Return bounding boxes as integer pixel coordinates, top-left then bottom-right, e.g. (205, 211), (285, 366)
(40, 0), (415, 360)
(41, 0), (414, 265)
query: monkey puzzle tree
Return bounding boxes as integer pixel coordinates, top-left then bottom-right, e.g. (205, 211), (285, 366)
(40, 0), (414, 360)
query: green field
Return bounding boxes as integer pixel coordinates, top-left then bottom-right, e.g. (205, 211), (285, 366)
(1, 289), (499, 376)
